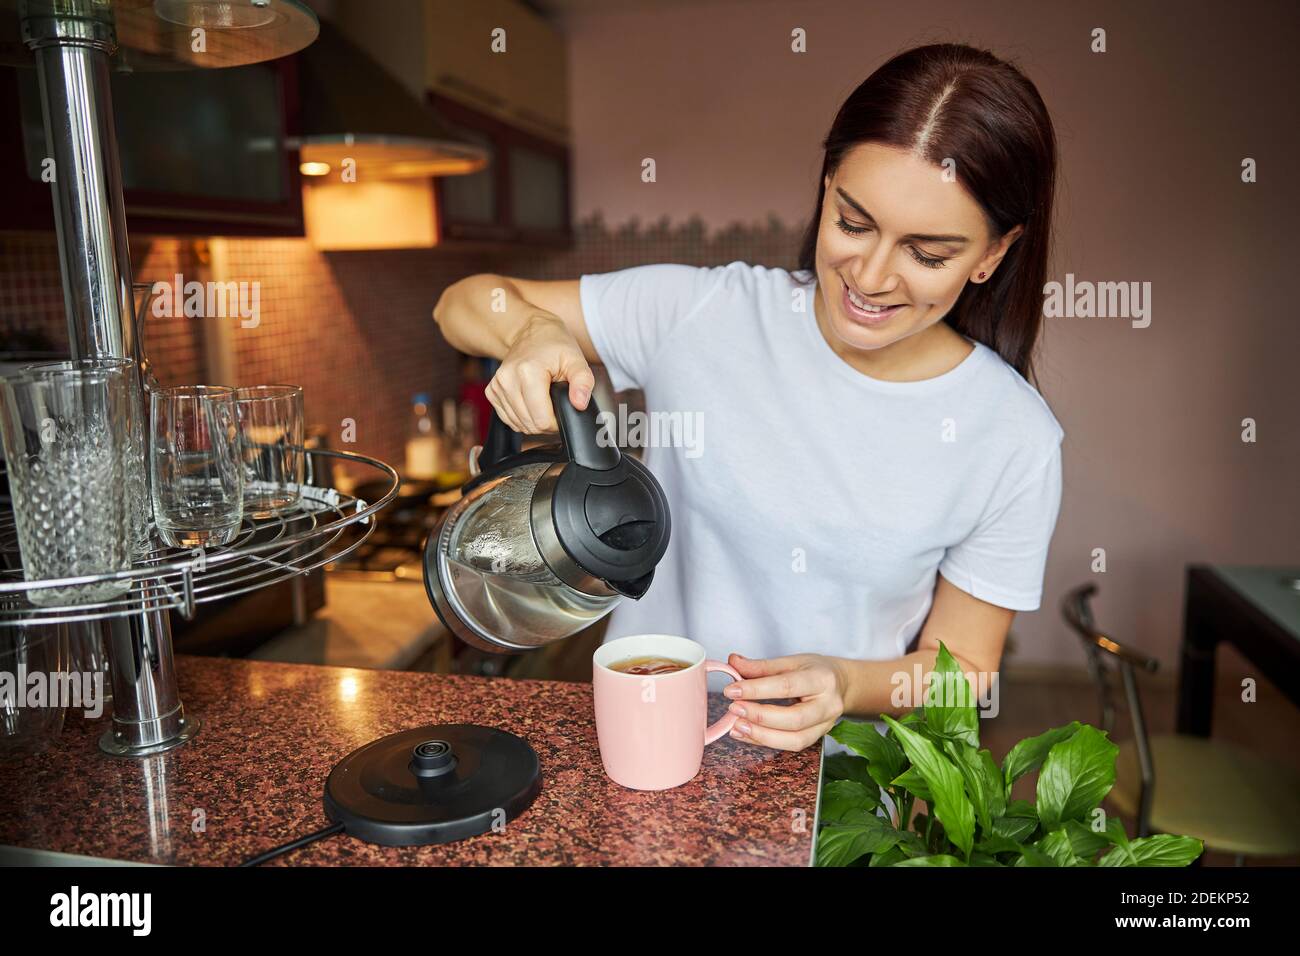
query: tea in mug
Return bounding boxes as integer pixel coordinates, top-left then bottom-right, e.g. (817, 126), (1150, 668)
(608, 655), (692, 676)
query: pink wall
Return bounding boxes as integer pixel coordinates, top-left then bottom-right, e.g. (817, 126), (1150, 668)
(557, 0), (1300, 668)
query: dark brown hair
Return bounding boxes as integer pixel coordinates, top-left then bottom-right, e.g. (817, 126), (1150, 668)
(798, 43), (1057, 384)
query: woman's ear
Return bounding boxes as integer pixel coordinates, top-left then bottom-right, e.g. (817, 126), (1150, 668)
(971, 225), (1024, 282)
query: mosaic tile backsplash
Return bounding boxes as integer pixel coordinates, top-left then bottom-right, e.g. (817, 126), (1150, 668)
(0, 215), (803, 475)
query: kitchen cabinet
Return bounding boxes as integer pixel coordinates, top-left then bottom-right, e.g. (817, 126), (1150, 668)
(423, 0), (569, 145)
(330, 0), (572, 246)
(0, 656), (818, 866)
(431, 92), (571, 245)
(0, 59), (303, 237)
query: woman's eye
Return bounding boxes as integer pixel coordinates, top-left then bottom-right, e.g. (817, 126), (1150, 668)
(835, 216), (869, 236)
(836, 216), (948, 269)
(909, 247), (947, 269)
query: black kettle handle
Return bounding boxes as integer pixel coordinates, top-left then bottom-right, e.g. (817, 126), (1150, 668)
(479, 381), (621, 472)
(551, 381), (621, 470)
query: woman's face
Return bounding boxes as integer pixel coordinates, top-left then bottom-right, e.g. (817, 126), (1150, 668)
(814, 142), (1021, 355)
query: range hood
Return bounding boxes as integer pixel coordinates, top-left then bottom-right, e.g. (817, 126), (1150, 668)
(292, 19), (487, 181)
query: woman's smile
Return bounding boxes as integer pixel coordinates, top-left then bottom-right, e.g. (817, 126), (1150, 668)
(841, 277), (905, 326)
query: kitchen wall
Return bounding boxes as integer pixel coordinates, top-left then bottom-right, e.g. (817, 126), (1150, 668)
(550, 0), (1300, 670)
(0, 213), (794, 481)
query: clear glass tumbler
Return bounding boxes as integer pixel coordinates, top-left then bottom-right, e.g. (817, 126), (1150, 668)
(0, 360), (134, 606)
(150, 385), (244, 548)
(25, 358), (153, 557)
(0, 615), (69, 753)
(234, 385), (304, 518)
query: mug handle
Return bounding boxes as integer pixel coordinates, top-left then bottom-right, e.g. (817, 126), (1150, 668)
(704, 660), (743, 745)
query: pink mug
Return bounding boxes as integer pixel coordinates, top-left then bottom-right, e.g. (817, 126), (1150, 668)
(592, 634), (742, 791)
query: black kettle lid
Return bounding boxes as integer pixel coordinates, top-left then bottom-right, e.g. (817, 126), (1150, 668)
(475, 382), (670, 594)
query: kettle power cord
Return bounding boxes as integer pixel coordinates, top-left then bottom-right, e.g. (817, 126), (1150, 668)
(239, 822), (345, 867)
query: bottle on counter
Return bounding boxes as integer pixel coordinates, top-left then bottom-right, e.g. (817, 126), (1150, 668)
(405, 393), (442, 479)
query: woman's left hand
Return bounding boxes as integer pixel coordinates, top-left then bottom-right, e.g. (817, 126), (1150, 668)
(722, 653), (849, 752)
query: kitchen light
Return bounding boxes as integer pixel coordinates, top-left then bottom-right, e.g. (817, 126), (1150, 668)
(299, 161), (331, 177)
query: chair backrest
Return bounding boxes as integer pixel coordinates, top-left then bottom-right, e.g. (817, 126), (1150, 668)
(1059, 583), (1162, 837)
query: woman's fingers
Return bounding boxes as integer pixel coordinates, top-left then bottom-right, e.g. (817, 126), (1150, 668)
(485, 375), (527, 434)
(516, 361), (559, 433)
(727, 697), (830, 732)
(730, 715), (836, 753)
(728, 652), (805, 679)
(723, 666), (829, 703)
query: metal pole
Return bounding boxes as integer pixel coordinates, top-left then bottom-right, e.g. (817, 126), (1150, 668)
(23, 2), (197, 757)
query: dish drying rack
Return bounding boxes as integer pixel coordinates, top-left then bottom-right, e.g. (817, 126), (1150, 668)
(0, 449), (400, 756)
(0, 450), (398, 627)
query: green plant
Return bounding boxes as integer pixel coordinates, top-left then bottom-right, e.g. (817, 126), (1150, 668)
(815, 642), (1204, 867)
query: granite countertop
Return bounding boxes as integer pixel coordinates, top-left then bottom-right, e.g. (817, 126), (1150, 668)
(0, 656), (820, 866)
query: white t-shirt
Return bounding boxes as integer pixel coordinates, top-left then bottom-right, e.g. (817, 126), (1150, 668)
(580, 261), (1064, 674)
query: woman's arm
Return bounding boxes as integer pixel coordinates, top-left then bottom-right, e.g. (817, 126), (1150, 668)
(722, 574), (1015, 751)
(843, 573), (1013, 716)
(433, 274), (598, 432)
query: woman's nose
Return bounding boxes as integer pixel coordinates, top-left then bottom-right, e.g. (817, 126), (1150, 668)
(851, 249), (901, 296)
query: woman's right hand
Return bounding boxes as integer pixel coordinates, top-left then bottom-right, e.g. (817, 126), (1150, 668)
(485, 312), (597, 434)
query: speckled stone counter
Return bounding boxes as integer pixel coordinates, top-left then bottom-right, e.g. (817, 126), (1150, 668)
(0, 656), (819, 866)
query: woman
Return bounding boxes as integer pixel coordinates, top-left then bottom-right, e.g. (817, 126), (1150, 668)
(434, 43), (1064, 753)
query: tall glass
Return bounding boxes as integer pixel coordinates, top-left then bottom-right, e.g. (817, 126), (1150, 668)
(150, 385), (243, 548)
(0, 360), (134, 606)
(0, 616), (69, 752)
(25, 358), (152, 557)
(234, 385), (304, 518)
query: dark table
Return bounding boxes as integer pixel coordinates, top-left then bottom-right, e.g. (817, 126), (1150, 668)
(1177, 565), (1300, 736)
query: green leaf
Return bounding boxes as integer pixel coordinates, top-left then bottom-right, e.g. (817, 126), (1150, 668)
(969, 851), (1005, 867)
(890, 767), (932, 802)
(1036, 725), (1119, 830)
(815, 820), (906, 867)
(1098, 835), (1204, 867)
(1060, 818), (1117, 861)
(892, 854), (965, 866)
(1013, 844), (1059, 867)
(823, 753), (877, 789)
(975, 834), (1026, 856)
(868, 845), (909, 867)
(1034, 829), (1083, 867)
(990, 815), (1038, 844)
(944, 742), (1006, 834)
(820, 779), (882, 822)
(923, 642), (981, 748)
(1003, 799), (1038, 818)
(1002, 721), (1083, 790)
(881, 714), (976, 861)
(829, 720), (907, 791)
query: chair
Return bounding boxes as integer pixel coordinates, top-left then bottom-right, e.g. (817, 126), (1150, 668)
(1061, 583), (1300, 864)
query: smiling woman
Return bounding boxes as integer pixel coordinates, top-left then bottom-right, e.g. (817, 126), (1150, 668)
(432, 43), (1065, 754)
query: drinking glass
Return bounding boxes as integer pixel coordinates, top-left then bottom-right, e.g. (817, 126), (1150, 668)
(25, 358), (153, 557)
(0, 615), (69, 753)
(234, 385), (304, 518)
(150, 385), (243, 548)
(0, 360), (134, 606)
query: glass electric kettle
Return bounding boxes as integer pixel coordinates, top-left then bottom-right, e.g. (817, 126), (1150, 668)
(423, 382), (671, 653)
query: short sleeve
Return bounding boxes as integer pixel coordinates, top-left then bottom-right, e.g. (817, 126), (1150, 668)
(579, 263), (725, 391)
(938, 441), (1063, 611)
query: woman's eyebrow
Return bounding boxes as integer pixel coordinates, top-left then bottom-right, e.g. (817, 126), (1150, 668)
(835, 187), (971, 244)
